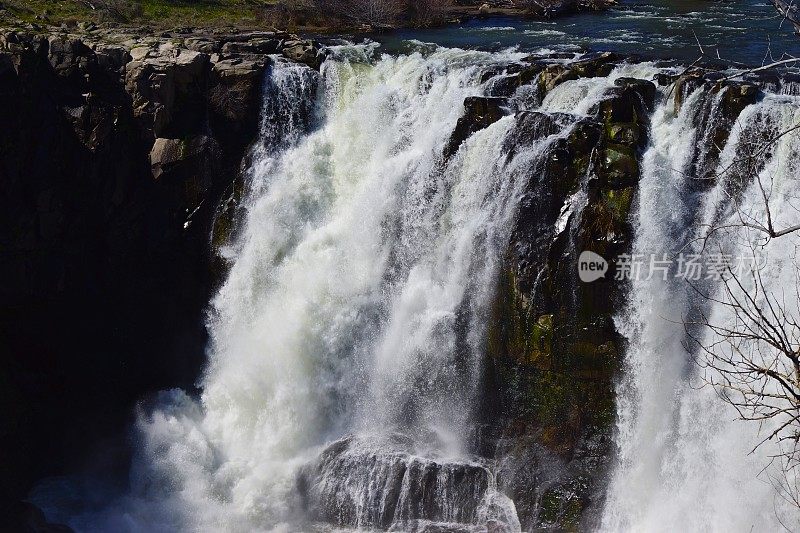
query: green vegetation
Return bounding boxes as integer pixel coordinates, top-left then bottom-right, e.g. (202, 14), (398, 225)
(141, 0), (273, 25)
(2, 0), (280, 28)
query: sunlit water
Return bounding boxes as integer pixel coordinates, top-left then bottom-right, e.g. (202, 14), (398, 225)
(30, 4), (800, 531)
(384, 0), (799, 65)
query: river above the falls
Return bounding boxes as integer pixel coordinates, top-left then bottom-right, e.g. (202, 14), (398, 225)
(379, 0), (799, 65)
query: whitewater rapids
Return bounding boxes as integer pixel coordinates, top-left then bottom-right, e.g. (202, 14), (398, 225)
(36, 44), (800, 533)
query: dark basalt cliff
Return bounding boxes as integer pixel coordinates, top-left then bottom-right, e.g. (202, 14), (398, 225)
(0, 24), (779, 532)
(0, 27), (322, 515)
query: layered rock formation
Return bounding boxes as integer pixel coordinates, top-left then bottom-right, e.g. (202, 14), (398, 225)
(0, 26), (321, 513)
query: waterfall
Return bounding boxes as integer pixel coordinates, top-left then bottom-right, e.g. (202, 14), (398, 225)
(94, 46), (539, 532)
(38, 43), (800, 533)
(600, 83), (800, 531)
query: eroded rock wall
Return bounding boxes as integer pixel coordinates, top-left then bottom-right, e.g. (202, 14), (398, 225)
(0, 27), (321, 507)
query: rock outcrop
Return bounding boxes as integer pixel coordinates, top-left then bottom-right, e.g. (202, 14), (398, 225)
(445, 96), (509, 158)
(299, 435), (515, 532)
(0, 26), (322, 508)
(473, 58), (774, 530)
(478, 64), (653, 530)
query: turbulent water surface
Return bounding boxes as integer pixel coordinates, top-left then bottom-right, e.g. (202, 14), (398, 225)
(34, 8), (800, 533)
(388, 0), (800, 65)
(601, 68), (800, 532)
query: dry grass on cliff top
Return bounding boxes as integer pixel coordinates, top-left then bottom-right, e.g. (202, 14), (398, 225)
(2, 0), (616, 32)
(2, 0), (282, 28)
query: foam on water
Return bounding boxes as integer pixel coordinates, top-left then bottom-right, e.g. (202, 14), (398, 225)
(600, 80), (800, 533)
(35, 43), (800, 533)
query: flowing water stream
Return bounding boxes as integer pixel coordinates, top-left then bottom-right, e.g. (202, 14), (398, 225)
(600, 76), (800, 532)
(35, 8), (800, 532)
(386, 0), (800, 65)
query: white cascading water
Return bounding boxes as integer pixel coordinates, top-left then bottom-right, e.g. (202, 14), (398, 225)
(84, 46), (543, 532)
(42, 43), (800, 532)
(93, 48), (663, 532)
(601, 83), (800, 532)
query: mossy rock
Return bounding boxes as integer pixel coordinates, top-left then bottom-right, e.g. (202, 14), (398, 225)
(527, 314), (554, 365)
(601, 143), (639, 187)
(538, 486), (583, 531)
(613, 77), (657, 108)
(601, 186), (634, 224)
(606, 122), (640, 146)
(580, 186), (634, 246)
(511, 367), (616, 450)
(560, 339), (618, 378)
(211, 173), (245, 252)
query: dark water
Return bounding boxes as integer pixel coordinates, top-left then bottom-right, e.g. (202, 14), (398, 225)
(380, 0), (799, 65)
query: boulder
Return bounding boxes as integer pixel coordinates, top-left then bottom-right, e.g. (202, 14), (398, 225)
(149, 135), (214, 179)
(209, 57), (269, 148)
(614, 77), (656, 108)
(569, 51), (618, 78)
(47, 36), (92, 77)
(281, 38), (323, 70)
(221, 38), (281, 56)
(538, 64), (579, 94)
(149, 135), (221, 230)
(93, 44), (130, 73)
(484, 62), (546, 98)
(538, 54), (629, 107)
(125, 48), (209, 140)
(183, 37), (219, 54)
(300, 435), (498, 531)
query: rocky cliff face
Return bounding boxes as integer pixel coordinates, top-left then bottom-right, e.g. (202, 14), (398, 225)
(0, 26), (321, 510)
(2, 24), (781, 531)
(460, 53), (654, 530)
(443, 53), (767, 530)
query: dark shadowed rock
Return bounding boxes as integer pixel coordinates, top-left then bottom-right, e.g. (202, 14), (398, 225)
(125, 47), (209, 141)
(47, 35), (93, 88)
(445, 96), (509, 159)
(93, 43), (130, 73)
(569, 51), (619, 78)
(209, 57), (269, 149)
(221, 37), (281, 56)
(2, 501), (73, 533)
(483, 61), (546, 98)
(0, 28), (280, 509)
